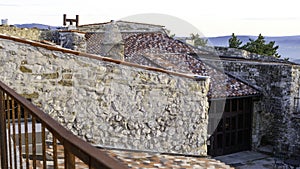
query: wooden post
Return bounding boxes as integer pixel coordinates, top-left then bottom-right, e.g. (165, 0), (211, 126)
(76, 15), (79, 27)
(63, 14), (67, 26)
(0, 91), (8, 169)
(65, 149), (75, 169)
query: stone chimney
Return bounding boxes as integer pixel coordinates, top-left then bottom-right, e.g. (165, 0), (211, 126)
(100, 21), (124, 61)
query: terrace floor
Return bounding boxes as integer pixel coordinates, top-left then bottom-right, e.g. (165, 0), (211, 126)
(26, 143), (234, 169)
(215, 150), (277, 169)
(17, 141), (290, 169)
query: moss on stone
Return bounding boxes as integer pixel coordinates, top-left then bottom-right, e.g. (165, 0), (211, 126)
(19, 65), (32, 73)
(21, 92), (39, 99)
(58, 80), (73, 86)
(49, 81), (56, 85)
(62, 74), (73, 79)
(42, 72), (59, 79)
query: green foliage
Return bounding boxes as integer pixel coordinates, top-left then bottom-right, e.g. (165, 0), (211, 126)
(229, 33), (242, 48)
(165, 29), (176, 38)
(169, 34), (176, 38)
(190, 33), (208, 47)
(229, 33), (281, 58)
(241, 34), (281, 58)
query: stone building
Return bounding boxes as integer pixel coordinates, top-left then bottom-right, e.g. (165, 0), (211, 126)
(1, 20), (299, 157)
(213, 47), (300, 154)
(0, 25), (210, 156)
(56, 20), (300, 156)
(0, 28), (234, 169)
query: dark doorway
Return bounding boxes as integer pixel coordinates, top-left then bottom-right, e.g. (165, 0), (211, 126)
(208, 98), (252, 156)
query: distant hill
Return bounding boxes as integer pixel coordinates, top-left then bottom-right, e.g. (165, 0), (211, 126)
(13, 23), (300, 63)
(208, 35), (300, 62)
(14, 23), (59, 30)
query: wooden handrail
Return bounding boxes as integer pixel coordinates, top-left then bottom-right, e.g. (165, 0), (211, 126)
(0, 80), (127, 169)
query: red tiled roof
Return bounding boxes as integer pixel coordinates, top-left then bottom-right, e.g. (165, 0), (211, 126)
(123, 32), (259, 98)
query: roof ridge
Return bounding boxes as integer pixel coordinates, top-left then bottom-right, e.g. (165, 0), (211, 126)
(79, 20), (165, 27)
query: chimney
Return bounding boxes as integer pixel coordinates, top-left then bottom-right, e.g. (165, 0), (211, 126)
(63, 14), (79, 27)
(101, 21), (124, 61)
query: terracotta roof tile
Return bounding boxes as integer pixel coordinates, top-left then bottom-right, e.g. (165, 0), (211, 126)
(103, 149), (234, 169)
(123, 32), (259, 98)
(34, 144), (233, 169)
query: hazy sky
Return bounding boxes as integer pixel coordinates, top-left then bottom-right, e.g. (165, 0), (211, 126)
(1, 0), (300, 37)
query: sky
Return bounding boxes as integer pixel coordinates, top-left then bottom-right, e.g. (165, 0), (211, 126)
(1, 0), (300, 37)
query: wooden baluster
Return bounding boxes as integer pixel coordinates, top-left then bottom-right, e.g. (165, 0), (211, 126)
(32, 116), (37, 169)
(42, 123), (47, 169)
(0, 91), (8, 169)
(7, 95), (12, 168)
(18, 104), (23, 169)
(12, 99), (18, 169)
(64, 149), (75, 169)
(53, 137), (58, 169)
(24, 108), (29, 168)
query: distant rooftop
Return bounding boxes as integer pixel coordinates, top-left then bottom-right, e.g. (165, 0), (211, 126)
(122, 32), (260, 98)
(78, 20), (167, 34)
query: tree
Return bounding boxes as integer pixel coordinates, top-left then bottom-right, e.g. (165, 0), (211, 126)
(229, 33), (281, 58)
(241, 34), (281, 58)
(228, 33), (242, 48)
(190, 33), (208, 47)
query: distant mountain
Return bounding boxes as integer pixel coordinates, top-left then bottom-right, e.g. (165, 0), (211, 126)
(14, 23), (59, 30)
(208, 35), (300, 63)
(12, 23), (300, 63)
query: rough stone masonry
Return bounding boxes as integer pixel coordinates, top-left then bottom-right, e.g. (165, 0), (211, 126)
(212, 47), (300, 152)
(0, 35), (210, 156)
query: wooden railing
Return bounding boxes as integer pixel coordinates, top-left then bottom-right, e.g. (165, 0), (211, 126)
(0, 81), (127, 169)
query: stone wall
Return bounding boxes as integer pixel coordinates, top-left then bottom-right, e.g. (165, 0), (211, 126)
(0, 36), (210, 156)
(206, 48), (300, 151)
(0, 25), (42, 40)
(0, 25), (61, 45)
(290, 66), (300, 150)
(215, 47), (289, 63)
(59, 31), (86, 53)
